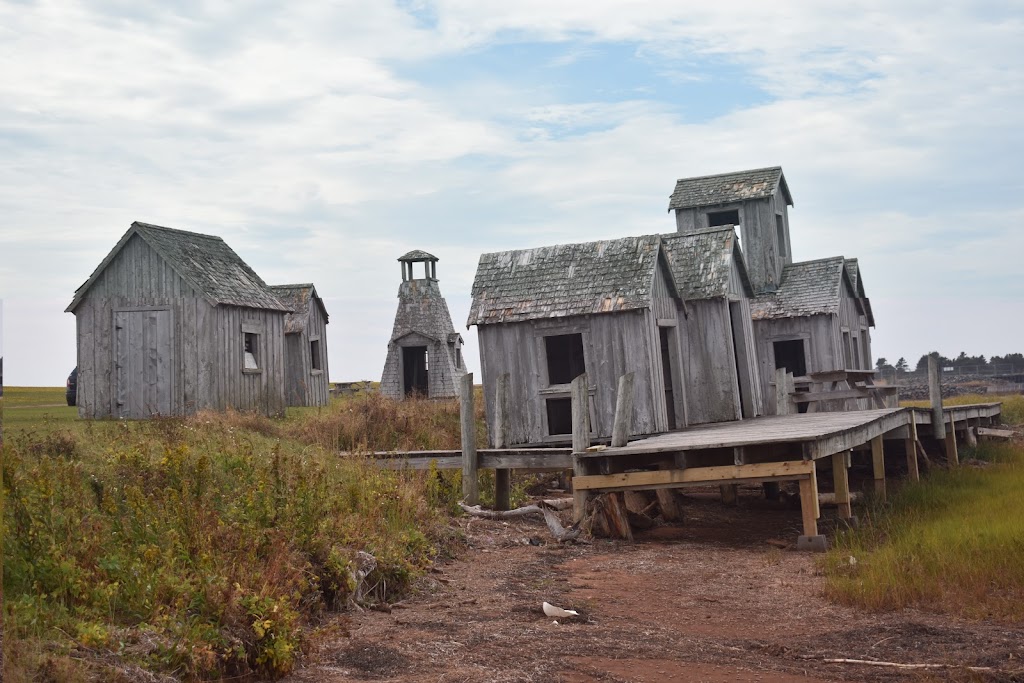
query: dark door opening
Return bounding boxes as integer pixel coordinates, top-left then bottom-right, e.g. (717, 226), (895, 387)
(402, 346), (428, 396)
(546, 397), (572, 435)
(659, 327), (677, 431)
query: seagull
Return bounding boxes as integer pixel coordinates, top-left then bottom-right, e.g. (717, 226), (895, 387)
(542, 602), (579, 618)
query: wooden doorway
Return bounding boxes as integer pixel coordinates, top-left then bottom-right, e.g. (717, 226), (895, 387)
(728, 301), (756, 418)
(402, 345), (429, 396)
(113, 309), (173, 418)
(659, 326), (679, 430)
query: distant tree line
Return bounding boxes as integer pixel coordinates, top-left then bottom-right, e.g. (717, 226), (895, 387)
(875, 352), (1024, 375)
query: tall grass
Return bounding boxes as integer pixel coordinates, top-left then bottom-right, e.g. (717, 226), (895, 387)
(2, 395), (466, 681)
(823, 441), (1024, 622)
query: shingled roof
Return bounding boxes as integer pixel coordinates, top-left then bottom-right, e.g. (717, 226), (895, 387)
(750, 257), (852, 320)
(67, 222), (290, 313)
(398, 249), (438, 262)
(660, 227), (752, 300)
(467, 235), (665, 326)
(668, 167), (793, 211)
(267, 284), (329, 334)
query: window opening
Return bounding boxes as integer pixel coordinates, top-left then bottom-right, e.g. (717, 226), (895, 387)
(244, 332), (259, 370)
(775, 214), (787, 258)
(546, 397), (573, 435)
(545, 333), (585, 385)
(707, 209), (740, 227)
(773, 339), (806, 377)
(310, 339), (321, 371)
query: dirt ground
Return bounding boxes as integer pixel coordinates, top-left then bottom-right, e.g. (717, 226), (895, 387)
(284, 486), (1024, 683)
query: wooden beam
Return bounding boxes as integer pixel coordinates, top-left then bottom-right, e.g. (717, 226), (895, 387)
(611, 372), (635, 448)
(871, 435), (886, 499)
(720, 484), (738, 506)
(572, 460), (815, 492)
(905, 411), (920, 482)
(493, 373), (511, 511)
(792, 388), (875, 403)
(832, 450), (852, 520)
(944, 420), (959, 467)
(571, 373), (591, 522)
(775, 367), (791, 415)
(977, 426), (1014, 440)
(460, 372), (478, 504)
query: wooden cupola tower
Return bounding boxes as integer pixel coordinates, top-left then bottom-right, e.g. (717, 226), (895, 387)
(380, 250), (465, 399)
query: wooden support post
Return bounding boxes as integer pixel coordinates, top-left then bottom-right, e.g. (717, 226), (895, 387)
(928, 355), (945, 441)
(460, 372), (478, 505)
(775, 367), (790, 416)
(965, 420), (978, 448)
(831, 450), (852, 521)
(656, 489), (683, 522)
(720, 484), (738, 506)
(798, 476), (818, 537)
(945, 418), (959, 467)
(611, 372), (635, 448)
(493, 373), (511, 511)
(571, 374), (591, 523)
(871, 435), (886, 499)
(905, 412), (920, 482)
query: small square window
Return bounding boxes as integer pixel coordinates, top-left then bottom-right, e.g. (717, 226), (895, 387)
(546, 398), (573, 435)
(244, 332), (259, 370)
(707, 209), (740, 227)
(310, 339), (321, 371)
(545, 333), (585, 385)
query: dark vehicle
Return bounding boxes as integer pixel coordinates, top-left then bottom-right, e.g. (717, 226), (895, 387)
(66, 366), (78, 406)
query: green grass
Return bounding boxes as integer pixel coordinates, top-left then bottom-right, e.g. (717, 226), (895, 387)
(823, 441), (1024, 622)
(2, 390), (474, 681)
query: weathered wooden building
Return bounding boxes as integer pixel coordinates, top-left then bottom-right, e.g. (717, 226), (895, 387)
(66, 222), (290, 418)
(380, 250), (465, 399)
(468, 235), (690, 445)
(267, 284), (330, 407)
(661, 228), (764, 422)
(669, 166), (793, 295)
(750, 256), (875, 411)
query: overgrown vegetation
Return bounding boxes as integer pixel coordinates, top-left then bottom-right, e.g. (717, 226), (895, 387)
(824, 395), (1024, 622)
(2, 388), (474, 681)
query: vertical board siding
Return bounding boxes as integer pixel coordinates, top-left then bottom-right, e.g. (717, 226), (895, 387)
(681, 299), (742, 424)
(75, 233), (286, 418)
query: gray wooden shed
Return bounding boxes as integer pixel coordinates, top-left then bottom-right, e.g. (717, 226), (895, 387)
(669, 166), (793, 295)
(267, 284), (330, 407)
(750, 256), (875, 411)
(380, 250), (465, 399)
(661, 227), (765, 422)
(467, 235), (689, 445)
(66, 222), (290, 418)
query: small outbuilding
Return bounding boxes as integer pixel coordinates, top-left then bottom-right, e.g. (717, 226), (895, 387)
(467, 235), (688, 445)
(380, 250), (465, 399)
(267, 284), (331, 407)
(661, 227), (764, 422)
(750, 256), (875, 411)
(67, 222), (290, 418)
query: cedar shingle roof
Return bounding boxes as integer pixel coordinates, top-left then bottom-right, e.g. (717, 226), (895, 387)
(399, 249), (438, 262)
(750, 257), (848, 320)
(660, 227), (752, 300)
(267, 284), (330, 334)
(668, 166), (793, 210)
(67, 222), (290, 312)
(467, 235), (664, 325)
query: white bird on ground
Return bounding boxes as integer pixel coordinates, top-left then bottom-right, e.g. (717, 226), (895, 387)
(542, 602), (579, 618)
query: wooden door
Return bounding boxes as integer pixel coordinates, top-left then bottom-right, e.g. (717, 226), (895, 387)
(114, 309), (173, 418)
(659, 327), (677, 431)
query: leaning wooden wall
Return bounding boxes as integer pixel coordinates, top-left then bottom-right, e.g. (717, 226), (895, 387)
(679, 298), (743, 424)
(477, 311), (661, 445)
(752, 314), (838, 413)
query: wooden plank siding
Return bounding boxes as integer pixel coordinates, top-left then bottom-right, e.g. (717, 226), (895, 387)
(679, 298), (743, 424)
(282, 299), (330, 407)
(74, 232), (287, 418)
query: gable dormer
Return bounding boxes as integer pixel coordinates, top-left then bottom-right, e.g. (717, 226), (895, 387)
(668, 166), (793, 295)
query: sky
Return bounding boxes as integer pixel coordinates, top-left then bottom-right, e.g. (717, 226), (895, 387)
(1, 1), (1022, 386)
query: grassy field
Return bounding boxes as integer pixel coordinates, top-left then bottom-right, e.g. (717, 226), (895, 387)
(825, 393), (1024, 622)
(2, 387), (481, 682)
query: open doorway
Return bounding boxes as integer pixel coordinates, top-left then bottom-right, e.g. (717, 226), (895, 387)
(402, 346), (428, 396)
(659, 326), (680, 430)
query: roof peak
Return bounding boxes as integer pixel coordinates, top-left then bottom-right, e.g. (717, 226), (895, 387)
(672, 166), (783, 184)
(132, 221), (226, 242)
(399, 249), (438, 262)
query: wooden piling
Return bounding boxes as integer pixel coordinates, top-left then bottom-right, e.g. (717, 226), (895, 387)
(571, 374), (591, 522)
(775, 367), (791, 416)
(611, 372), (635, 448)
(945, 418), (959, 466)
(871, 435), (886, 499)
(460, 372), (478, 505)
(720, 484), (738, 506)
(799, 475), (818, 537)
(928, 355), (945, 440)
(831, 450), (852, 520)
(904, 412), (920, 482)
(493, 373), (511, 511)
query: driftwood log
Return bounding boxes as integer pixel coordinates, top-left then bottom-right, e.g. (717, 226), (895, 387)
(458, 499), (580, 542)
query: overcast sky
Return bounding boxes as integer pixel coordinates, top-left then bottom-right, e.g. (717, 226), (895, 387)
(2, 1), (1022, 386)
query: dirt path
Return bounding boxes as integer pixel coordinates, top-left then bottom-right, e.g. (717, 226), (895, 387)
(285, 490), (1024, 683)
